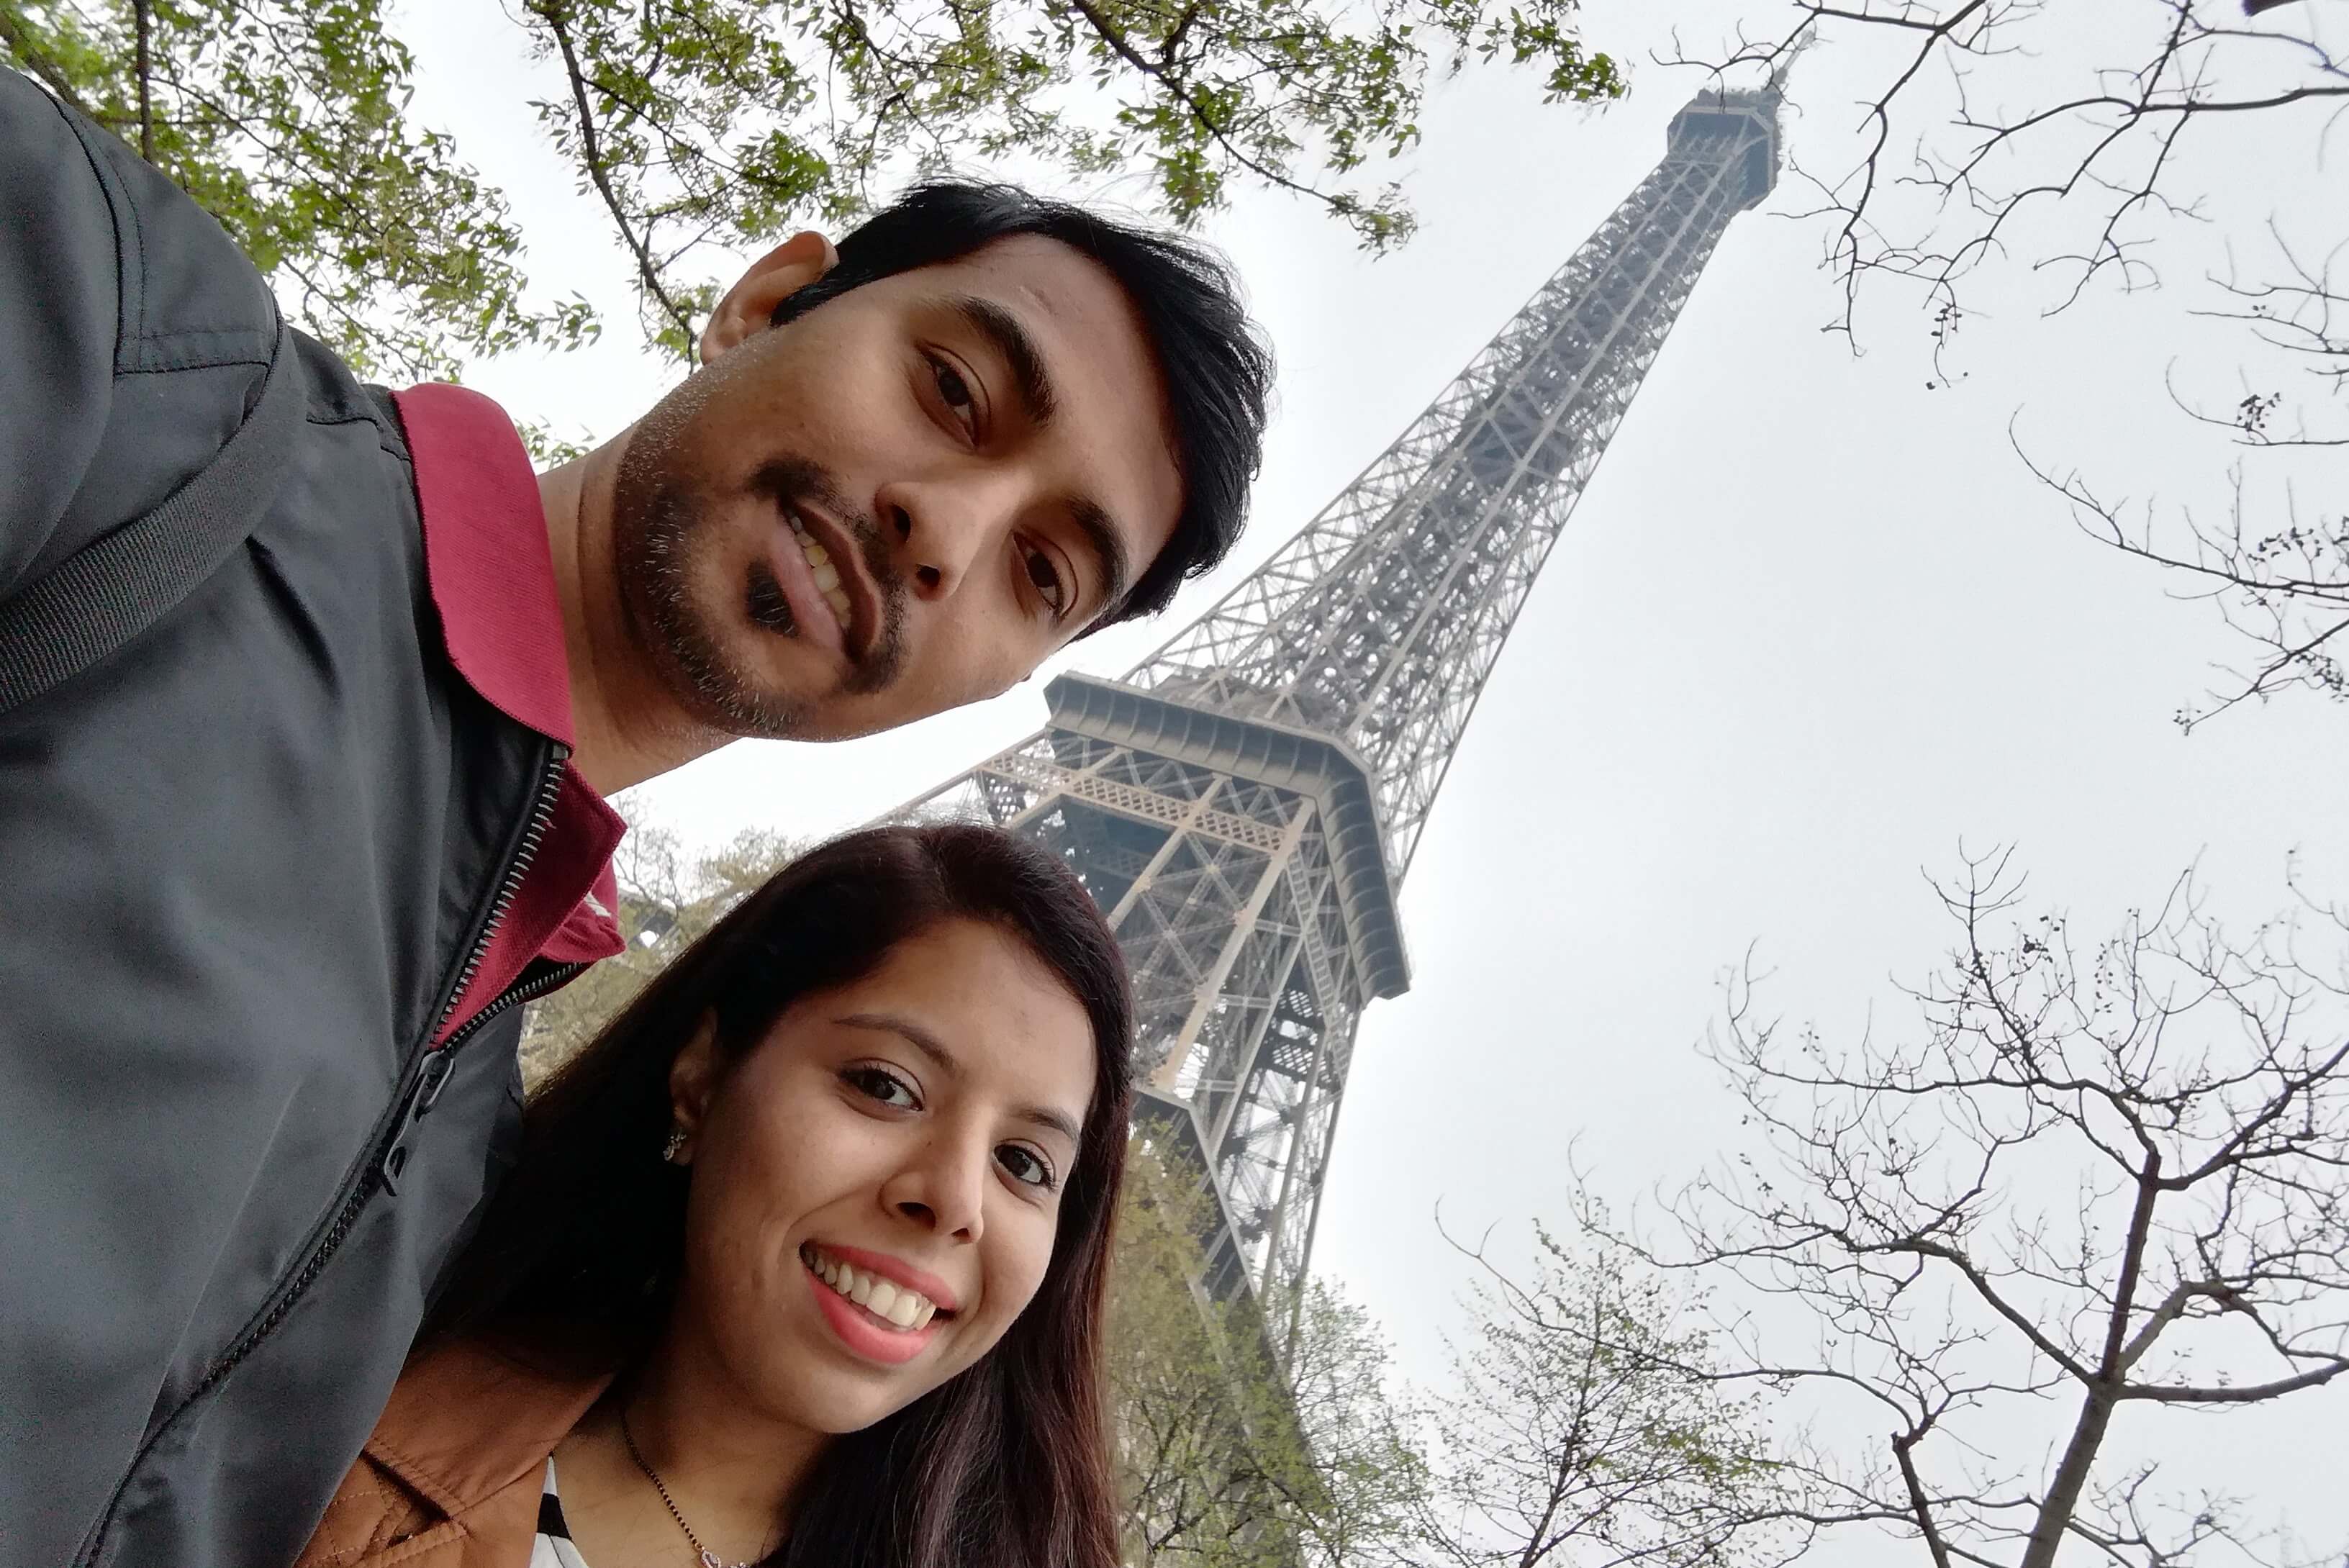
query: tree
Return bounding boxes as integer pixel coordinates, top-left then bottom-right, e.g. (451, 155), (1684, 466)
(1421, 1221), (1791, 1568)
(518, 816), (802, 1083)
(1670, 1), (2347, 730)
(1608, 849), (2349, 1568)
(4, 0), (1625, 381)
(1108, 1136), (1429, 1568)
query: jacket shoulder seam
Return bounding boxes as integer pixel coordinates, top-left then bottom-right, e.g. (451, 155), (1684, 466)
(305, 406), (411, 463)
(33, 86), (135, 365)
(116, 326), (279, 375)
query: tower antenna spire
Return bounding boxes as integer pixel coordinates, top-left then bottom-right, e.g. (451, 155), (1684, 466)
(1769, 24), (1819, 94)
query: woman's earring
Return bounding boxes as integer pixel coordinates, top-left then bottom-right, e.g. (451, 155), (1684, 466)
(661, 1127), (687, 1164)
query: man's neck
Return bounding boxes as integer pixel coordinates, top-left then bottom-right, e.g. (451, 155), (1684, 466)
(540, 440), (725, 796)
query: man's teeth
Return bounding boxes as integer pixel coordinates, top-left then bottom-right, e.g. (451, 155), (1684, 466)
(801, 1244), (938, 1331)
(787, 519), (855, 624)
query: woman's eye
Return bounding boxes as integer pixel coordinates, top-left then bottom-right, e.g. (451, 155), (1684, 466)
(1023, 545), (1069, 617)
(997, 1144), (1056, 1190)
(930, 356), (977, 437)
(845, 1066), (919, 1110)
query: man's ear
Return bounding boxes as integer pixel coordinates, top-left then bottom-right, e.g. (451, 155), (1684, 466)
(666, 1010), (724, 1161)
(700, 230), (839, 365)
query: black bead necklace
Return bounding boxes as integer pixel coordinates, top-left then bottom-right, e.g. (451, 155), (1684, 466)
(619, 1407), (759, 1568)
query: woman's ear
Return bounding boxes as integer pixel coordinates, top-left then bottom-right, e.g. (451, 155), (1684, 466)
(666, 1011), (723, 1163)
(700, 230), (839, 365)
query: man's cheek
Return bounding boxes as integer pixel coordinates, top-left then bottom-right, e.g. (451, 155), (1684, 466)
(911, 640), (1013, 712)
(967, 640), (1037, 704)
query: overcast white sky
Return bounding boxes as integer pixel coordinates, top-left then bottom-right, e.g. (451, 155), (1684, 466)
(406, 0), (2347, 1549)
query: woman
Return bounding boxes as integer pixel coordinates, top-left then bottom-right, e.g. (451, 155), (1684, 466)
(296, 823), (1133, 1568)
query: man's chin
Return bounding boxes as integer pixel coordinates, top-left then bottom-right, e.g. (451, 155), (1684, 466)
(648, 618), (823, 743)
(636, 585), (917, 742)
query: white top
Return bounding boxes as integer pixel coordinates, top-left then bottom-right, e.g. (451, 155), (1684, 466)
(531, 1457), (591, 1568)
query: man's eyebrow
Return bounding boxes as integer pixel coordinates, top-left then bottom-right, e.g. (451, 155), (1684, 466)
(836, 1012), (1085, 1146)
(950, 296), (1055, 426)
(1071, 499), (1132, 626)
(944, 293), (1146, 620)
(941, 296), (1133, 623)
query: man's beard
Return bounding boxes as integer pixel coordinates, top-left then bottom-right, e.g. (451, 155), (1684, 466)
(615, 453), (907, 740)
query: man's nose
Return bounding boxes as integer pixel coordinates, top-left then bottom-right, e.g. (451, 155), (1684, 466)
(878, 474), (1020, 602)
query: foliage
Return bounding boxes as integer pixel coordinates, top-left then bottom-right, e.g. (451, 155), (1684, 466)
(518, 816), (802, 1085)
(4, 0), (1624, 374)
(1421, 1220), (1791, 1568)
(1673, 1), (2347, 728)
(1603, 848), (2349, 1568)
(1109, 1136), (1429, 1567)
(1, 0), (599, 382)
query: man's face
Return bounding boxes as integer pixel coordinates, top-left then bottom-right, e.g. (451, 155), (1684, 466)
(610, 235), (1186, 741)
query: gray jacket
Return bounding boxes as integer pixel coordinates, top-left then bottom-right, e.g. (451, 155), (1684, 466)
(0, 68), (593, 1567)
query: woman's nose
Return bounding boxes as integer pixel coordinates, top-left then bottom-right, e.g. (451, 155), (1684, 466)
(884, 1138), (987, 1243)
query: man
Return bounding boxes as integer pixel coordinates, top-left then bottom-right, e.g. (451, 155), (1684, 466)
(0, 63), (1269, 1568)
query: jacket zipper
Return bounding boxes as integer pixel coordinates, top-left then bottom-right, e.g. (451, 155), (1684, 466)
(81, 742), (574, 1563)
(374, 953), (586, 1194)
(427, 744), (571, 1044)
(204, 744), (569, 1369)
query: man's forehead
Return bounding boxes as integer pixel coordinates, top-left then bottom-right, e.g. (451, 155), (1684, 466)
(908, 232), (1132, 327)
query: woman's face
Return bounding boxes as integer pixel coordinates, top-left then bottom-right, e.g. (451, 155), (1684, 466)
(665, 916), (1097, 1435)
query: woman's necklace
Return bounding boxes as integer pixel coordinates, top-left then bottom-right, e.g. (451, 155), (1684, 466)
(619, 1408), (760, 1568)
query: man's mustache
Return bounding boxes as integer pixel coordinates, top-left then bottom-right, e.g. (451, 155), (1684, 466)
(746, 458), (907, 686)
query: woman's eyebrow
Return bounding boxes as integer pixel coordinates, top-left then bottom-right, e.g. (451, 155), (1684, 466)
(1015, 1102), (1083, 1146)
(836, 1012), (1084, 1144)
(839, 1011), (959, 1073)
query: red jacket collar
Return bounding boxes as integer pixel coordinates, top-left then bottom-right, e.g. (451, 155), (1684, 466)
(392, 383), (625, 1015)
(391, 383), (576, 747)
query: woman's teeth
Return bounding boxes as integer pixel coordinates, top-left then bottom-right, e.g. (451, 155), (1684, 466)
(788, 520), (854, 623)
(800, 1243), (938, 1331)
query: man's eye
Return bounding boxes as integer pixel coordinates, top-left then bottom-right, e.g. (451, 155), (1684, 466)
(1023, 545), (1069, 618)
(929, 355), (977, 435)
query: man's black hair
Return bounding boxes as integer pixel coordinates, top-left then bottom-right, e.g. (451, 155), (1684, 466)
(769, 181), (1273, 628)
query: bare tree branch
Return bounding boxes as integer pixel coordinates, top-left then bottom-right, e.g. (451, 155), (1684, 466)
(1585, 849), (2349, 1568)
(1665, 3), (2347, 729)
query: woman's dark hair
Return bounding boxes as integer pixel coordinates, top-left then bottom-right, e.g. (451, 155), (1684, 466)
(771, 179), (1274, 630)
(429, 822), (1135, 1568)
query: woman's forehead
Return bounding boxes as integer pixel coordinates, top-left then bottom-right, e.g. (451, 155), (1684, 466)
(830, 920), (1097, 1116)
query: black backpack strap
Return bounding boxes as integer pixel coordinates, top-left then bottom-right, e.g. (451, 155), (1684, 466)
(0, 322), (302, 715)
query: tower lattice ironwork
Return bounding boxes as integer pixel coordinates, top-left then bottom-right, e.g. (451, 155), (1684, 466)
(892, 87), (1783, 1326)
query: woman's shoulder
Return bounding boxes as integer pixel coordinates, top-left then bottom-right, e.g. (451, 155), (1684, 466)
(292, 1333), (615, 1568)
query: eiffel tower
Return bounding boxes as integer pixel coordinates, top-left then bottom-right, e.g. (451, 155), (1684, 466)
(893, 86), (1782, 1331)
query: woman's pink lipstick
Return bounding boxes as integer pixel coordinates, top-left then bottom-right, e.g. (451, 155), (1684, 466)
(801, 1247), (948, 1367)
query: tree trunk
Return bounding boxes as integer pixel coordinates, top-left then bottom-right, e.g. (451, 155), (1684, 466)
(133, 0), (154, 160)
(2019, 1386), (2117, 1568)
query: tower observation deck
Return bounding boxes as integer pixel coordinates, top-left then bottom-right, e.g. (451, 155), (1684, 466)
(890, 87), (1783, 1336)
